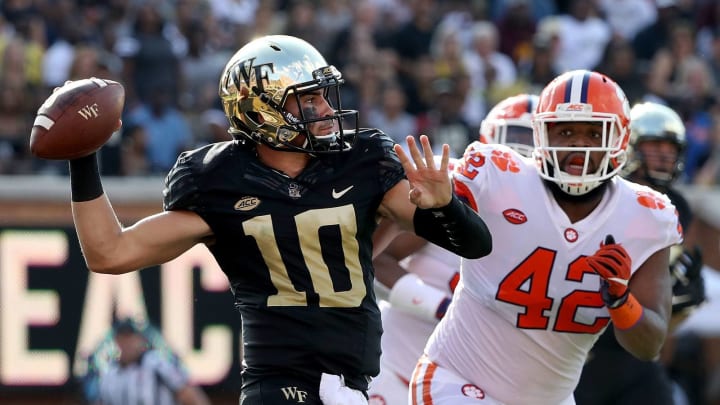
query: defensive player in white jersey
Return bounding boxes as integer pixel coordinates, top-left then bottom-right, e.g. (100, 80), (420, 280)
(479, 94), (539, 158)
(368, 94), (537, 405)
(411, 70), (683, 405)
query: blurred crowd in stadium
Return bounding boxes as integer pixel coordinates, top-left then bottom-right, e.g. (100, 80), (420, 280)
(0, 0), (717, 184)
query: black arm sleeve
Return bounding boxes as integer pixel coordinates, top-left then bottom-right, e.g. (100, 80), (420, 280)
(413, 194), (492, 259)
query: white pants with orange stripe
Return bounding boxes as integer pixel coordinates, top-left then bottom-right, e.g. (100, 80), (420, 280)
(368, 363), (410, 405)
(409, 355), (575, 405)
(409, 355), (503, 404)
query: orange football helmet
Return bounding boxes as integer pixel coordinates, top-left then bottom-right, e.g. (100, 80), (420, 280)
(533, 70), (631, 195)
(479, 94), (538, 157)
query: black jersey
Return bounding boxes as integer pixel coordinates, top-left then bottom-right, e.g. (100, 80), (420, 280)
(163, 129), (404, 391)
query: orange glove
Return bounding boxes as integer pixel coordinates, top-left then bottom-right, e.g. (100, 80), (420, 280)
(586, 235), (632, 308)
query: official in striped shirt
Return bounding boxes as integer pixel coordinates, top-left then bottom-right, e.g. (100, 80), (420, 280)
(96, 319), (210, 405)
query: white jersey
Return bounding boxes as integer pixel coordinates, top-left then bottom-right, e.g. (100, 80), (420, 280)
(380, 242), (460, 379)
(425, 142), (682, 405)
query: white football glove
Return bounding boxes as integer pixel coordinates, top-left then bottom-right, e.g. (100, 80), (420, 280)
(319, 373), (368, 405)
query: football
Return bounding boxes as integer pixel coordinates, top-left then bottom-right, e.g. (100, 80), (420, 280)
(30, 77), (125, 160)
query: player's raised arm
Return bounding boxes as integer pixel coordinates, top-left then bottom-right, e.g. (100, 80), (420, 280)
(379, 135), (492, 259)
(31, 79), (211, 274)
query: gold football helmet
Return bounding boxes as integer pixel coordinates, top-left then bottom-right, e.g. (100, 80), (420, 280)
(219, 35), (358, 153)
(625, 102), (686, 187)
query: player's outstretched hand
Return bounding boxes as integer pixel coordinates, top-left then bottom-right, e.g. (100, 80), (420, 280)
(586, 235), (632, 308)
(394, 135), (451, 209)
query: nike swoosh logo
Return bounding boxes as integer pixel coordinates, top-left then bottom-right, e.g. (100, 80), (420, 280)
(332, 185), (354, 199)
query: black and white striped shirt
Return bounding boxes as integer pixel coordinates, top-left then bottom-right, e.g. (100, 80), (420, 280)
(98, 350), (189, 405)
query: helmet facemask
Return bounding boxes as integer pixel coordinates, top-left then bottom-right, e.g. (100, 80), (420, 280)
(533, 109), (628, 196)
(492, 119), (535, 158)
(532, 70), (631, 196)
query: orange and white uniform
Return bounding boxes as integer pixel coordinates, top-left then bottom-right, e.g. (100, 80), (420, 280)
(369, 243), (459, 405)
(412, 142), (682, 405)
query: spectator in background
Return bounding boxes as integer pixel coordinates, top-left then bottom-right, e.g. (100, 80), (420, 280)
(461, 20), (518, 129)
(632, 0), (683, 65)
(694, 118), (720, 187)
(489, 0), (556, 23)
(517, 33), (559, 95)
(645, 21), (705, 103)
(125, 83), (192, 174)
(5, 9), (46, 89)
(597, 39), (647, 106)
(114, 4), (184, 108)
(41, 15), (85, 90)
(119, 123), (150, 176)
(702, 29), (720, 92)
(315, 0), (353, 49)
(283, 0), (327, 53)
(495, 0), (537, 66)
(429, 25), (467, 82)
(326, 0), (388, 71)
(178, 18), (229, 112)
(246, 0), (285, 40)
(597, 0), (657, 41)
(0, 77), (33, 174)
(195, 108), (232, 147)
(550, 0), (611, 73)
(695, 1), (720, 62)
(93, 318), (210, 405)
(391, 0), (437, 80)
(425, 76), (473, 158)
(366, 83), (417, 149)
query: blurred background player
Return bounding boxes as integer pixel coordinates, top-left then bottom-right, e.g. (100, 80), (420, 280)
(410, 70), (682, 404)
(368, 93), (536, 405)
(479, 93), (539, 158)
(574, 101), (706, 405)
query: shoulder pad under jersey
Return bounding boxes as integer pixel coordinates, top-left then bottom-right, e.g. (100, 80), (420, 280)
(358, 128), (405, 189)
(163, 142), (237, 211)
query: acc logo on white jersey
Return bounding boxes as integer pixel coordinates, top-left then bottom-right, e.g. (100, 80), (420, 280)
(502, 208), (527, 224)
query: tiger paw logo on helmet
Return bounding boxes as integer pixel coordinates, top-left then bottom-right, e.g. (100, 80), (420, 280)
(490, 149), (520, 173)
(636, 190), (667, 210)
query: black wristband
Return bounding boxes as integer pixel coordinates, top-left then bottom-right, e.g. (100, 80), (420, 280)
(69, 153), (104, 202)
(413, 195), (492, 259)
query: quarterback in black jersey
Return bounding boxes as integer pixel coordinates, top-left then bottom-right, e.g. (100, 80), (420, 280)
(575, 102), (705, 405)
(60, 35), (492, 405)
